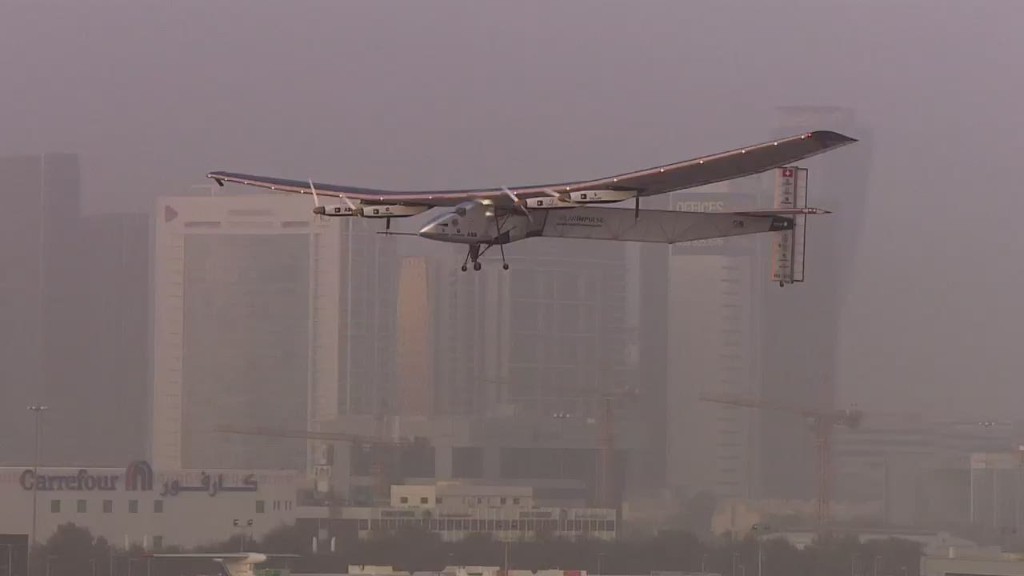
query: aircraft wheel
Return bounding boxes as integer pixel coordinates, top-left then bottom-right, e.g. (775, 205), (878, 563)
(502, 263), (509, 270)
(461, 265), (468, 272)
(473, 262), (482, 271)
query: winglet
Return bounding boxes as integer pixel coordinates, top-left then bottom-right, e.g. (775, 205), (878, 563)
(807, 130), (858, 146)
(207, 171), (226, 187)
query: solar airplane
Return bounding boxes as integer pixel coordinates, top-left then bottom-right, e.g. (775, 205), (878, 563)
(208, 130), (856, 273)
(147, 553), (299, 576)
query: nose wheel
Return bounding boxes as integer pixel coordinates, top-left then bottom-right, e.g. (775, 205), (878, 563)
(461, 244), (481, 272)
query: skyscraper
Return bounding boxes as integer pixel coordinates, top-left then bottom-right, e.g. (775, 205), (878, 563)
(756, 106), (872, 499)
(59, 212), (151, 464)
(0, 153), (81, 464)
(338, 220), (400, 418)
(666, 180), (762, 500)
(151, 195), (343, 470)
(395, 256), (434, 417)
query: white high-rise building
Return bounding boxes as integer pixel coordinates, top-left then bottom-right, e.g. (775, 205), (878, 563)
(666, 179), (762, 500)
(151, 194), (343, 471)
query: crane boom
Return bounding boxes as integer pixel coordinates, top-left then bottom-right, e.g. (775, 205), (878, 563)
(697, 390), (864, 535)
(213, 425), (413, 445)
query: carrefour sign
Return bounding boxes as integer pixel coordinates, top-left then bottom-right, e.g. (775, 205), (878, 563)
(19, 461), (153, 492)
(17, 461), (261, 496)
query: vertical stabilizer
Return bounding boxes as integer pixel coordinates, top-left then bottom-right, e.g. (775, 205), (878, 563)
(771, 166), (809, 285)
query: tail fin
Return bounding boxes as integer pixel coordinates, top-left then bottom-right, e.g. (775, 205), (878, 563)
(771, 166), (813, 286)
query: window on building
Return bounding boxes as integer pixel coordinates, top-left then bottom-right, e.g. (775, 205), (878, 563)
(256, 501), (265, 513)
(154, 500), (163, 513)
(103, 500), (113, 513)
(513, 498), (520, 505)
(400, 496), (408, 504)
(420, 497), (428, 504)
(500, 497), (507, 505)
(50, 500), (60, 513)
(77, 500), (87, 513)
(129, 500), (138, 513)
(152, 536), (163, 550)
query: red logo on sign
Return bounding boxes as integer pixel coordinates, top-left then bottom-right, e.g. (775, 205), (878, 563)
(782, 168), (794, 177)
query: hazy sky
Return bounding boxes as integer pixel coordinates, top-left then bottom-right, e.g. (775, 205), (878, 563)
(3, 0), (1024, 420)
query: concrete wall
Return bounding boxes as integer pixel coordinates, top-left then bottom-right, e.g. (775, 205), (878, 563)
(923, 555), (1024, 576)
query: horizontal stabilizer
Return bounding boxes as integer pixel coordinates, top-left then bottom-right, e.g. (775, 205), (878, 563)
(734, 207), (830, 216)
(530, 207), (794, 244)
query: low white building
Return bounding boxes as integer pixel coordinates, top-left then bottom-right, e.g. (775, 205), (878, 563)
(923, 549), (1024, 576)
(339, 483), (616, 542)
(0, 460), (306, 549)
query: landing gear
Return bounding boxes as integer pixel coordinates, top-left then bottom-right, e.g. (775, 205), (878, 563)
(493, 213), (511, 271)
(459, 211), (517, 272)
(461, 244), (481, 272)
(459, 242), (510, 272)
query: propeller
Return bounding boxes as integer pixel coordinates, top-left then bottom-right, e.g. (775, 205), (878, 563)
(501, 186), (533, 222)
(309, 178), (325, 221)
(309, 178), (361, 218)
(542, 187), (576, 205)
(500, 186), (578, 220)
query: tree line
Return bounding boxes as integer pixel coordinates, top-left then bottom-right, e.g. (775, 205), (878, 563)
(29, 523), (923, 576)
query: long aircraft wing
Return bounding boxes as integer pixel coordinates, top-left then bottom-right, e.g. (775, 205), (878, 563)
(149, 554), (255, 559)
(207, 130), (855, 208)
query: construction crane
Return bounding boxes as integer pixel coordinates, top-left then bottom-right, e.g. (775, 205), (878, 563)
(481, 376), (636, 510)
(698, 391), (864, 534)
(213, 424), (415, 505)
(594, 385), (640, 510)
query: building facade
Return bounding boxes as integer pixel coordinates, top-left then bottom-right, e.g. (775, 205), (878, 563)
(666, 181), (763, 501)
(337, 220), (400, 418)
(0, 462), (304, 548)
(151, 195), (344, 471)
(63, 213), (152, 465)
(0, 153), (81, 465)
(969, 451), (1024, 534)
(338, 483), (616, 542)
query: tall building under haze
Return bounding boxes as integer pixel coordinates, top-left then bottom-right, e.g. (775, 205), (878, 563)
(395, 256), (434, 417)
(0, 153), (81, 464)
(430, 240), (634, 418)
(426, 240), (645, 500)
(151, 195), (344, 471)
(336, 220), (400, 418)
(756, 106), (872, 500)
(0, 154), (149, 465)
(61, 213), (151, 464)
(666, 181), (762, 501)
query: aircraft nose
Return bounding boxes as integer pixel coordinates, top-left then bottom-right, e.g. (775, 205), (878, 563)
(418, 221), (442, 240)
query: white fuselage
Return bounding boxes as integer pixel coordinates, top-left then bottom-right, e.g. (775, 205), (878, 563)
(418, 200), (535, 245)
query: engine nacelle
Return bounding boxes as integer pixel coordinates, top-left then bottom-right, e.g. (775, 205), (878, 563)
(360, 204), (429, 218)
(565, 189), (637, 204)
(313, 205), (359, 217)
(524, 189), (637, 209)
(314, 203), (429, 218)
